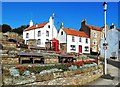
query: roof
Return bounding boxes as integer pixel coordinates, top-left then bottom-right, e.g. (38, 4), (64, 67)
(86, 24), (103, 31)
(62, 28), (89, 38)
(24, 22), (48, 31)
(117, 29), (120, 32)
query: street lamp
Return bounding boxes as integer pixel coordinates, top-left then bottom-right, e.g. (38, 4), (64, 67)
(103, 2), (108, 75)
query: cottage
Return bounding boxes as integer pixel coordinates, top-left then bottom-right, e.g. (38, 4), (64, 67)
(57, 23), (90, 54)
(23, 13), (57, 47)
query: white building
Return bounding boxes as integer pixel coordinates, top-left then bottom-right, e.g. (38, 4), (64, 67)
(100, 23), (120, 60)
(57, 24), (90, 54)
(23, 14), (57, 47)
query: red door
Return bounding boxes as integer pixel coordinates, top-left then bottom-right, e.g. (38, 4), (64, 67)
(79, 45), (82, 53)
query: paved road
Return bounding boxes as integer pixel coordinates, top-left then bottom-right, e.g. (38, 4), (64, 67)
(85, 55), (120, 86)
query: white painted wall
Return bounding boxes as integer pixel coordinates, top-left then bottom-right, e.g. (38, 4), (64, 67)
(82, 37), (90, 53)
(57, 29), (90, 54)
(23, 16), (57, 47)
(57, 29), (67, 43)
(100, 28), (119, 59)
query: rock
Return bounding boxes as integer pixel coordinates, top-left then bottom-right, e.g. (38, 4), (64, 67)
(13, 76), (36, 85)
(23, 70), (30, 76)
(3, 77), (13, 85)
(68, 65), (77, 70)
(9, 67), (20, 77)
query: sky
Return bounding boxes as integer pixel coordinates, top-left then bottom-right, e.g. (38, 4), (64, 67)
(2, 2), (119, 30)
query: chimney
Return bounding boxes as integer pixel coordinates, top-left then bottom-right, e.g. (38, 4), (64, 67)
(30, 20), (33, 27)
(36, 24), (38, 28)
(110, 23), (115, 29)
(52, 13), (54, 19)
(60, 22), (64, 28)
(81, 19), (86, 27)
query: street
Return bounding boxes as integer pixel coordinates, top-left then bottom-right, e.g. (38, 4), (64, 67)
(85, 55), (120, 86)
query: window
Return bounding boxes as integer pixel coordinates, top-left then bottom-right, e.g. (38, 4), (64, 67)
(26, 40), (29, 45)
(37, 39), (41, 45)
(38, 31), (41, 37)
(46, 31), (49, 37)
(61, 31), (63, 35)
(93, 40), (97, 45)
(86, 38), (88, 43)
(26, 33), (29, 38)
(119, 41), (120, 49)
(85, 46), (89, 52)
(93, 46), (96, 50)
(101, 34), (104, 39)
(70, 45), (76, 51)
(79, 37), (81, 42)
(46, 39), (49, 42)
(93, 32), (97, 38)
(72, 36), (75, 42)
(48, 25), (50, 28)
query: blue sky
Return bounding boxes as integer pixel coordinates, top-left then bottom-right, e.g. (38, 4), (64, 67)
(2, 2), (118, 30)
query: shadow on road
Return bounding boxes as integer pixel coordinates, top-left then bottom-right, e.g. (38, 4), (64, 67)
(87, 55), (120, 69)
(100, 74), (114, 80)
(107, 59), (120, 69)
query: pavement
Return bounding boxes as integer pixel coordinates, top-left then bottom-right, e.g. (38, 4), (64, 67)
(83, 55), (120, 87)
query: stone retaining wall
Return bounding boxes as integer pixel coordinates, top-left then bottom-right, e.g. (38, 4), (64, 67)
(44, 55), (58, 64)
(3, 65), (103, 86)
(28, 66), (103, 85)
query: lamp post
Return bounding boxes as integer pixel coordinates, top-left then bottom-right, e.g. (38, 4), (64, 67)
(103, 2), (108, 75)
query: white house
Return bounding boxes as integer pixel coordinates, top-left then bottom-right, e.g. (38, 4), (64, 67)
(57, 23), (90, 54)
(100, 23), (120, 60)
(23, 14), (57, 47)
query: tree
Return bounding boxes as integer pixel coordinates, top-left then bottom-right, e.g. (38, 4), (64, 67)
(2, 24), (12, 33)
(12, 25), (29, 35)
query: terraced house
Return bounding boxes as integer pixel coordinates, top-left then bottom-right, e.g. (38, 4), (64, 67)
(23, 14), (57, 47)
(79, 19), (109, 54)
(57, 23), (90, 54)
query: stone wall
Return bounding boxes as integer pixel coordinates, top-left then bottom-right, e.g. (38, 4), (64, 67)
(2, 65), (103, 85)
(45, 42), (51, 50)
(2, 54), (19, 65)
(28, 39), (36, 47)
(60, 43), (67, 53)
(44, 55), (58, 64)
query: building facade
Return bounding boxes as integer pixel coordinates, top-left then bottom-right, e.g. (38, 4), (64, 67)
(57, 24), (90, 54)
(100, 24), (120, 60)
(23, 14), (57, 47)
(79, 19), (109, 53)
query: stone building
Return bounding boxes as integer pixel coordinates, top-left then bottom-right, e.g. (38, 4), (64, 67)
(79, 19), (109, 54)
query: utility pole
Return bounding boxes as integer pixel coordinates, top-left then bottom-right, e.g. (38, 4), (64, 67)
(103, 2), (108, 75)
